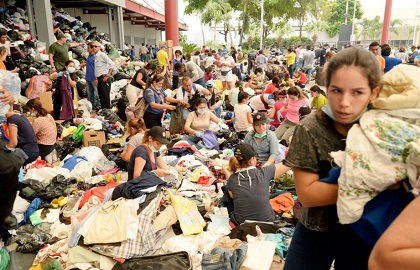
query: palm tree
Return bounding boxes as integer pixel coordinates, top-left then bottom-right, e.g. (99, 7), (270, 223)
(274, 23), (293, 48)
(306, 21), (328, 45)
(390, 19), (403, 36)
(357, 16), (382, 41)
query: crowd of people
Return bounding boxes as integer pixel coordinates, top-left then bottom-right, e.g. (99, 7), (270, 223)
(1, 20), (420, 268)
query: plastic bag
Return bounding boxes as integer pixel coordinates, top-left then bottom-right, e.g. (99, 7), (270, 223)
(169, 190), (206, 236)
(72, 124), (85, 141)
(0, 248), (10, 270)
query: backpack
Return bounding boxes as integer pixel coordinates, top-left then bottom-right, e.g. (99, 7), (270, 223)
(125, 88), (148, 120)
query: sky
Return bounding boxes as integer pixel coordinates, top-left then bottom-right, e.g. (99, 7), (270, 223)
(177, 0), (420, 45)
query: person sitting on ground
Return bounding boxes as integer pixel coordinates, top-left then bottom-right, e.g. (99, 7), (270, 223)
(267, 90), (287, 129)
(204, 80), (223, 118)
(0, 46), (19, 73)
(121, 118), (145, 162)
(244, 112), (282, 167)
(248, 92), (276, 112)
(274, 86), (310, 141)
(264, 76), (280, 94)
(250, 67), (264, 85)
(233, 91), (253, 132)
(127, 126), (186, 180)
(283, 73), (295, 87)
(26, 98), (57, 161)
(310, 85), (328, 110)
(6, 109), (39, 166)
(183, 97), (225, 149)
(221, 143), (290, 225)
(294, 68), (307, 89)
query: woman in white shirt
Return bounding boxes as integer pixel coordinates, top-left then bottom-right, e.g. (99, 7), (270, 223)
(234, 91), (253, 132)
(218, 53), (235, 90)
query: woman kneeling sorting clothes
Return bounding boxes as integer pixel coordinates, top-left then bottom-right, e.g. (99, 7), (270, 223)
(222, 144), (289, 225)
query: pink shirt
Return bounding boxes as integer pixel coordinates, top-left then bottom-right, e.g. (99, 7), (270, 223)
(269, 101), (286, 128)
(286, 98), (310, 124)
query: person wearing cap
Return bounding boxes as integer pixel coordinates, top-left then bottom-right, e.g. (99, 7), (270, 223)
(217, 52), (236, 91)
(275, 86), (310, 141)
(174, 61), (206, 88)
(127, 126), (186, 180)
(173, 76), (209, 120)
(157, 44), (169, 68)
(267, 90), (287, 128)
(183, 97), (226, 149)
(49, 32), (84, 72)
(222, 143), (289, 225)
(248, 92), (275, 112)
(204, 80), (223, 118)
(243, 112), (282, 167)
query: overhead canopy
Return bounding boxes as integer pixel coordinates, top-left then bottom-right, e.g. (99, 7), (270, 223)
(49, 0), (188, 31)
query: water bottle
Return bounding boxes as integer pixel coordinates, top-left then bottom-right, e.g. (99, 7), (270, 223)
(0, 74), (11, 116)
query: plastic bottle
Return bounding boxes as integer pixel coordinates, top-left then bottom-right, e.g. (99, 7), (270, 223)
(0, 74), (11, 116)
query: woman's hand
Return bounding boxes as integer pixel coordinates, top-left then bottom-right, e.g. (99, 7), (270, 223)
(154, 168), (171, 177)
(0, 89), (14, 106)
(166, 104), (176, 111)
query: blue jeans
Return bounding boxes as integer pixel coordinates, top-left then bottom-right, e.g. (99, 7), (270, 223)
(86, 81), (100, 110)
(194, 77), (206, 88)
(201, 245), (248, 270)
(304, 68), (313, 83)
(287, 65), (295, 78)
(284, 222), (371, 270)
(213, 106), (222, 118)
(182, 135), (202, 149)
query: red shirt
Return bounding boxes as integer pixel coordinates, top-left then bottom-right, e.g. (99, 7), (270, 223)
(264, 83), (277, 94)
(297, 73), (307, 85)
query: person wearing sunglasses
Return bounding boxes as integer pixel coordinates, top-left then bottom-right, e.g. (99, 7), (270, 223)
(85, 42), (100, 110)
(91, 41), (117, 109)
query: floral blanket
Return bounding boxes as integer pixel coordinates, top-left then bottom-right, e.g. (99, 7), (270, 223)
(331, 109), (420, 224)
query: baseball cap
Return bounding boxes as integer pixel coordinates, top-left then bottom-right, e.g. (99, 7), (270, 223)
(57, 32), (66, 39)
(234, 144), (257, 161)
(206, 80), (214, 87)
(252, 112), (267, 125)
(161, 45), (168, 49)
(148, 126), (169, 144)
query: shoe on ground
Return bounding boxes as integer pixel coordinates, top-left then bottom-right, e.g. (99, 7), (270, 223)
(0, 214), (18, 230)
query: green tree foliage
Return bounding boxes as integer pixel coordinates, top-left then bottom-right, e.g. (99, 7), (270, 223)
(306, 21), (328, 44)
(326, 0), (363, 37)
(390, 19), (403, 35)
(357, 16), (382, 41)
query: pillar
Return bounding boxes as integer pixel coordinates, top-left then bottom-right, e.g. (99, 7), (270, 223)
(114, 6), (125, 49)
(165, 0), (179, 46)
(33, 0), (54, 49)
(381, 0), (392, 45)
(26, 0), (36, 39)
(108, 7), (113, 44)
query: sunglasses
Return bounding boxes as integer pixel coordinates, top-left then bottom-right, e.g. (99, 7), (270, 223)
(90, 45), (98, 48)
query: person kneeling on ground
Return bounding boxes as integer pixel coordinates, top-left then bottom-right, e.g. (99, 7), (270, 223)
(222, 144), (290, 225)
(127, 126), (186, 180)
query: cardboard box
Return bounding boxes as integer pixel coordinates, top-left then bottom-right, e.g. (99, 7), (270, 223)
(83, 130), (106, 147)
(39, 91), (53, 113)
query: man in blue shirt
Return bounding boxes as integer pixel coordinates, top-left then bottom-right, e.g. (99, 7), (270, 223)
(381, 44), (402, 73)
(85, 42), (100, 110)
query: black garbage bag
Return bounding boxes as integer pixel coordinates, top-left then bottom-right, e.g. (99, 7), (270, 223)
(76, 80), (88, 98)
(44, 174), (74, 199)
(71, 46), (86, 59)
(15, 224), (51, 253)
(113, 71), (131, 80)
(100, 108), (124, 124)
(55, 135), (82, 161)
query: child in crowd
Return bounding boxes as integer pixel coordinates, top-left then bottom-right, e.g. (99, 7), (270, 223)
(204, 66), (214, 82)
(233, 91), (252, 132)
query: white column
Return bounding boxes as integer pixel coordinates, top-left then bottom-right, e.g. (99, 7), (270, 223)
(33, 0), (54, 48)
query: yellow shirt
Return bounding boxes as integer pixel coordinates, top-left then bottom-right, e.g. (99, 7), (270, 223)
(287, 52), (296, 67)
(157, 50), (168, 67)
(311, 94), (328, 110)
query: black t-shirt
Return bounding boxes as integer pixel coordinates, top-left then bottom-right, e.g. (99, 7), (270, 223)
(226, 165), (276, 224)
(130, 68), (147, 89)
(127, 145), (159, 180)
(283, 112), (346, 232)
